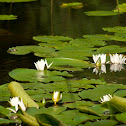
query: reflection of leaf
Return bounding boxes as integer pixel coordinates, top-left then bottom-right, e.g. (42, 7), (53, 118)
(85, 11), (121, 16)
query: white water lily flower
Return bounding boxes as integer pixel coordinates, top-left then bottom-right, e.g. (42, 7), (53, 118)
(52, 91), (62, 105)
(110, 64), (124, 72)
(93, 54), (106, 64)
(109, 53), (126, 64)
(9, 97), (26, 113)
(34, 59), (53, 70)
(93, 65), (106, 75)
(101, 65), (106, 73)
(100, 94), (112, 103)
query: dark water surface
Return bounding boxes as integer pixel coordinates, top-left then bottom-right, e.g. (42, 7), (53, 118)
(0, 0), (126, 84)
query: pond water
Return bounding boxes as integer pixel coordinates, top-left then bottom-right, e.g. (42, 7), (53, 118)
(0, 0), (126, 85)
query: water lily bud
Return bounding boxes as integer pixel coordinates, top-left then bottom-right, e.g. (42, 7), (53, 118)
(42, 98), (46, 106)
(52, 91), (62, 105)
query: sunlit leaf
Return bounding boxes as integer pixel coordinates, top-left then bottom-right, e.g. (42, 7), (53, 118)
(96, 45), (126, 53)
(84, 120), (118, 126)
(33, 35), (73, 43)
(36, 114), (66, 126)
(8, 45), (55, 56)
(0, 15), (17, 20)
(9, 68), (70, 82)
(46, 58), (94, 71)
(84, 11), (120, 16)
(115, 112), (126, 124)
(8, 81), (39, 109)
(114, 3), (126, 12)
(60, 2), (83, 9)
(79, 84), (126, 101)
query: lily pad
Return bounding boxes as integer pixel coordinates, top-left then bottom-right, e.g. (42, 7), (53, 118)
(63, 100), (94, 109)
(0, 15), (17, 20)
(114, 3), (126, 12)
(79, 84), (126, 101)
(33, 35), (73, 43)
(115, 112), (126, 124)
(102, 26), (126, 33)
(9, 68), (72, 83)
(7, 45), (55, 57)
(60, 2), (83, 9)
(46, 58), (94, 71)
(84, 11), (120, 16)
(69, 38), (106, 47)
(96, 45), (126, 54)
(84, 120), (118, 126)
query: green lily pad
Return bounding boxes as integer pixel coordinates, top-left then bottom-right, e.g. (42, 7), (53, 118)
(0, 118), (14, 125)
(96, 45), (126, 54)
(69, 38), (106, 47)
(79, 104), (108, 116)
(79, 84), (126, 101)
(114, 3), (126, 12)
(36, 114), (66, 126)
(84, 120), (118, 126)
(0, 15), (17, 20)
(60, 2), (83, 9)
(55, 110), (89, 126)
(115, 112), (126, 124)
(63, 100), (94, 109)
(102, 26), (126, 33)
(8, 45), (55, 57)
(46, 58), (94, 71)
(84, 11), (120, 16)
(33, 35), (73, 43)
(9, 68), (72, 83)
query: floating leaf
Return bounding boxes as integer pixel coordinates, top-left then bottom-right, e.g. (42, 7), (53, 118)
(9, 68), (70, 82)
(0, 118), (14, 125)
(102, 26), (126, 33)
(8, 81), (39, 109)
(115, 112), (126, 124)
(109, 96), (126, 112)
(8, 45), (55, 57)
(96, 45), (126, 54)
(63, 100), (94, 109)
(55, 110), (89, 126)
(79, 84), (126, 101)
(114, 3), (126, 12)
(84, 11), (120, 16)
(60, 2), (83, 9)
(69, 38), (106, 47)
(33, 35), (73, 43)
(46, 58), (94, 71)
(36, 114), (66, 126)
(84, 120), (118, 126)
(0, 15), (17, 20)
